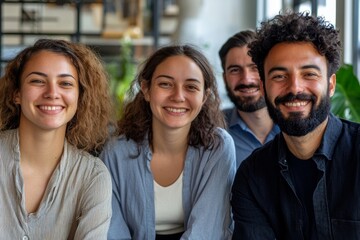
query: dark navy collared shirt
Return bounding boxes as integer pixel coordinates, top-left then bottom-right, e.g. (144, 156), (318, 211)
(231, 114), (360, 240)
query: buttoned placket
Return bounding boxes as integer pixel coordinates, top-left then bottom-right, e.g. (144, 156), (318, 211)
(279, 158), (306, 237)
(312, 156), (332, 240)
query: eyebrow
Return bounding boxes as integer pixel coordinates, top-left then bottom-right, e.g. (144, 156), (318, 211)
(226, 64), (240, 71)
(155, 74), (202, 83)
(268, 64), (321, 75)
(226, 63), (256, 71)
(25, 71), (76, 80)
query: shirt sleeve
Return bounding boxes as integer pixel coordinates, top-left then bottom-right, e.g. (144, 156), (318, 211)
(73, 160), (113, 240)
(100, 146), (132, 240)
(231, 159), (276, 239)
(182, 129), (236, 240)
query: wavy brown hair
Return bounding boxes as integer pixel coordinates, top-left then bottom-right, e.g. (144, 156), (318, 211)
(249, 11), (341, 82)
(0, 39), (116, 155)
(118, 44), (225, 149)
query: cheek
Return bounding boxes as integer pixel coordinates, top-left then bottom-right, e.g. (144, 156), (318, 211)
(227, 75), (239, 87)
(67, 92), (80, 109)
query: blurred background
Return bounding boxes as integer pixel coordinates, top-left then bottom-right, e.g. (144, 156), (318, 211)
(1, 0), (359, 113)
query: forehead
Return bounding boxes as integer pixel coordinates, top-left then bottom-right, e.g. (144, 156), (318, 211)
(225, 46), (250, 62)
(264, 42), (327, 71)
(20, 50), (78, 80)
(153, 55), (203, 77)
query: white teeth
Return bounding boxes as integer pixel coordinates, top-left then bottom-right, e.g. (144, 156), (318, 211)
(240, 88), (257, 93)
(166, 107), (186, 113)
(40, 106), (62, 111)
(284, 101), (307, 107)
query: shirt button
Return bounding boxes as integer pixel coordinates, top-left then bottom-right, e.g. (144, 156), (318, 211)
(22, 236), (29, 240)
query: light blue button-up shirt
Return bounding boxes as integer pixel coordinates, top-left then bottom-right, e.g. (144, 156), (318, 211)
(101, 128), (236, 240)
(223, 107), (280, 168)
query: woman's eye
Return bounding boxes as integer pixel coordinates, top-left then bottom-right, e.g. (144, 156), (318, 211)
(186, 85), (199, 91)
(159, 82), (171, 88)
(30, 79), (44, 84)
(60, 81), (74, 87)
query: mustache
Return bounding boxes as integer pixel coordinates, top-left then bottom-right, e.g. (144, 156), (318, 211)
(234, 84), (260, 91)
(274, 93), (316, 105)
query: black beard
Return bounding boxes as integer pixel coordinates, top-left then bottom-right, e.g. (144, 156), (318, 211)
(226, 83), (267, 112)
(265, 92), (330, 136)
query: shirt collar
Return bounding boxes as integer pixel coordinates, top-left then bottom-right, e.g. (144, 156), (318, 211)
(228, 107), (249, 130)
(315, 113), (342, 160)
(277, 113), (342, 162)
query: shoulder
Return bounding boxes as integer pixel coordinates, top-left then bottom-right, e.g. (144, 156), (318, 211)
(100, 135), (141, 161)
(240, 134), (280, 171)
(0, 129), (17, 143)
(214, 127), (235, 146)
(99, 135), (148, 169)
(102, 135), (139, 153)
(222, 107), (235, 125)
(197, 128), (236, 167)
(66, 143), (111, 181)
(338, 117), (360, 133)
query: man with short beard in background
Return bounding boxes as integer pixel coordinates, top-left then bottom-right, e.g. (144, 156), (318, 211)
(219, 30), (279, 168)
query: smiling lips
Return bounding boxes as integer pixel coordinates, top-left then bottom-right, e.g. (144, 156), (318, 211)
(238, 88), (258, 93)
(39, 105), (63, 111)
(284, 101), (308, 107)
(165, 107), (187, 113)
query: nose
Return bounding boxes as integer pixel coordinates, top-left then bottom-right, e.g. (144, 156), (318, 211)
(43, 82), (60, 99)
(171, 86), (185, 102)
(241, 68), (251, 80)
(241, 68), (258, 84)
(286, 74), (303, 95)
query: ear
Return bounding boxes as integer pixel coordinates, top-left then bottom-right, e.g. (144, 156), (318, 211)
(141, 81), (150, 101)
(13, 91), (21, 104)
(203, 88), (210, 104)
(329, 73), (336, 97)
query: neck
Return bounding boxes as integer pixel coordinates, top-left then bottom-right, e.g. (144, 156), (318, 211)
(283, 117), (329, 160)
(18, 124), (65, 171)
(238, 107), (275, 144)
(152, 126), (189, 155)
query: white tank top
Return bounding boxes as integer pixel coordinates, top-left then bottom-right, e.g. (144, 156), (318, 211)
(154, 172), (184, 235)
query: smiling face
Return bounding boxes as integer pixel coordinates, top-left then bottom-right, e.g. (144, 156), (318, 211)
(264, 42), (336, 136)
(223, 46), (266, 112)
(14, 50), (79, 133)
(142, 55), (207, 133)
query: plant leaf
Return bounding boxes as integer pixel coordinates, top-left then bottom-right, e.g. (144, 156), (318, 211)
(331, 64), (360, 122)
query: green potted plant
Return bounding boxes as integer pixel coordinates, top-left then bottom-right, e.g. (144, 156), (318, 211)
(107, 37), (136, 119)
(331, 64), (360, 122)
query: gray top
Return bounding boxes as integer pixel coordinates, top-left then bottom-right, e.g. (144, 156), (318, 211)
(0, 129), (112, 240)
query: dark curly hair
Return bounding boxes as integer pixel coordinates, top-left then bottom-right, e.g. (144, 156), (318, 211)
(118, 44), (225, 149)
(249, 11), (341, 82)
(218, 30), (256, 71)
(0, 38), (116, 155)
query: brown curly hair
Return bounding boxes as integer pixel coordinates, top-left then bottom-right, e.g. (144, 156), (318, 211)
(249, 11), (341, 82)
(0, 39), (116, 155)
(118, 44), (225, 149)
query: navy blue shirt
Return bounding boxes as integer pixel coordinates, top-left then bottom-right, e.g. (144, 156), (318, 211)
(231, 114), (360, 239)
